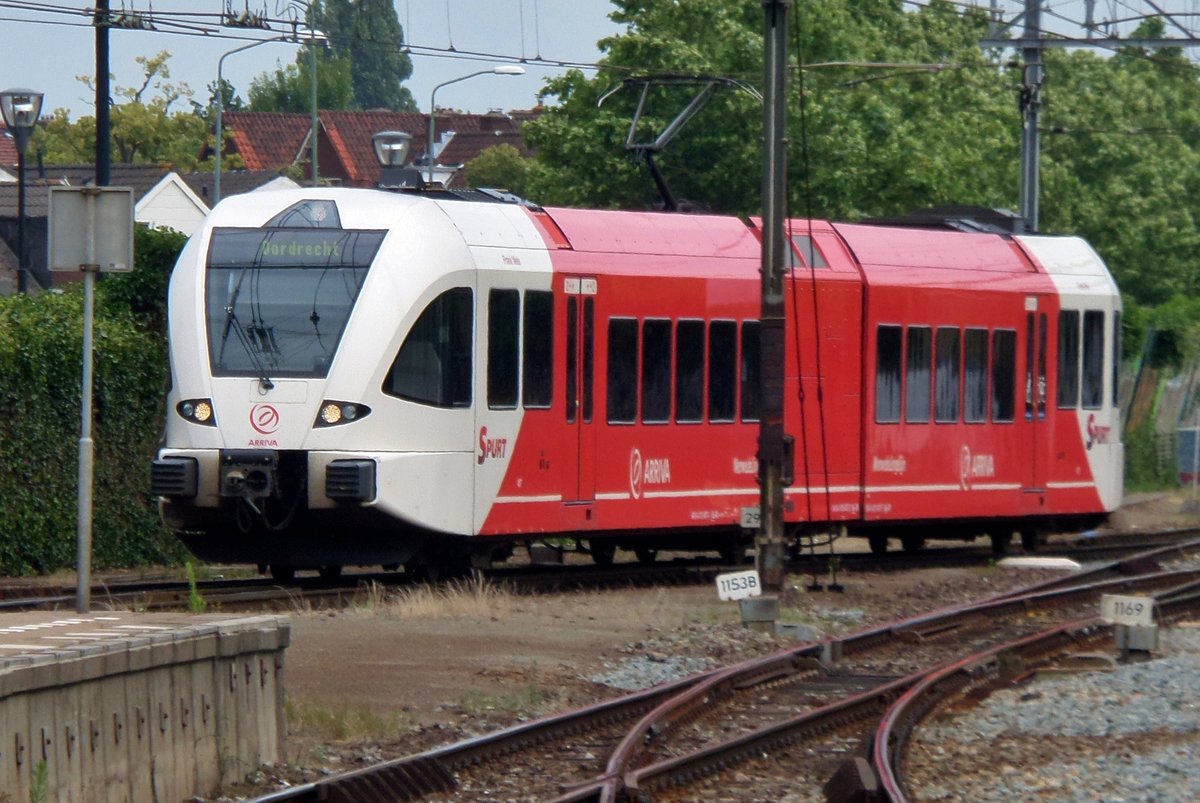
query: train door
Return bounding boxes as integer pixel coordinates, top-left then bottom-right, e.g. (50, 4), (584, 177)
(563, 277), (596, 503)
(1022, 299), (1050, 500)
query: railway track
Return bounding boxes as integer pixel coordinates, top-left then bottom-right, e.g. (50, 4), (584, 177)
(4, 527), (1196, 614)
(243, 537), (1200, 802)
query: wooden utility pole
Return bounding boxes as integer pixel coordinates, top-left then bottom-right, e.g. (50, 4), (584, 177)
(758, 0), (791, 594)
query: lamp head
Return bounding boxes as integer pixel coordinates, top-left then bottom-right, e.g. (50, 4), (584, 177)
(0, 88), (44, 130)
(372, 131), (412, 167)
(492, 66), (526, 76)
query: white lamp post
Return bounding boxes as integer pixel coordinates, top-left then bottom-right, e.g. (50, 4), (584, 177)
(1, 88), (44, 293)
(427, 66), (524, 185)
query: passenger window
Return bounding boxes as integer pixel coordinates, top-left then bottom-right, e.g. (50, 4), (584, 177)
(1082, 310), (1104, 409)
(606, 318), (638, 424)
(384, 287), (472, 408)
(991, 329), (1016, 422)
(788, 234), (829, 268)
(1112, 311), (1121, 407)
(675, 319), (704, 423)
(905, 326), (932, 423)
(875, 325), (902, 424)
(741, 321), (761, 423)
(934, 327), (960, 423)
(1057, 310), (1080, 408)
(488, 289), (519, 409)
(523, 291), (553, 408)
(709, 321), (737, 422)
(964, 328), (988, 423)
(642, 319), (672, 424)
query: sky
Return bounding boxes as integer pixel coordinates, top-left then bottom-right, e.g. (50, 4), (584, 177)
(0, 1), (623, 120)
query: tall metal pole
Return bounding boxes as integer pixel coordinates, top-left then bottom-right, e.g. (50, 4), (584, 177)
(15, 145), (26, 294)
(310, 38), (319, 187)
(758, 0), (790, 594)
(76, 191), (99, 613)
(1019, 0), (1042, 230)
(215, 38), (284, 205)
(95, 0), (110, 186)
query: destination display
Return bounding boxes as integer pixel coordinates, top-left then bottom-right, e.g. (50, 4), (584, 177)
(208, 228), (386, 268)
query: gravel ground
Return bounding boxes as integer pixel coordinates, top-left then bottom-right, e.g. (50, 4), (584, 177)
(910, 626), (1200, 802)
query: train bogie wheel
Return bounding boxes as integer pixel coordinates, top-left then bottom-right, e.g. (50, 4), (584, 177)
(318, 565), (343, 581)
(590, 541), (616, 567)
(719, 542), (744, 565)
(901, 535), (926, 553)
(270, 564), (296, 583)
(990, 532), (1010, 555)
(1020, 529), (1040, 552)
(868, 535), (888, 555)
(635, 548), (658, 565)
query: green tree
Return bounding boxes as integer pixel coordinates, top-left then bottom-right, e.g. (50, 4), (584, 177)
(247, 46), (355, 112)
(465, 144), (533, 195)
(525, 0), (1013, 217)
(34, 51), (208, 169)
(314, 0), (418, 111)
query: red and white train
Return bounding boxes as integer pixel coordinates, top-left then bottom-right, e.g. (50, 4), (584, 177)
(152, 188), (1123, 578)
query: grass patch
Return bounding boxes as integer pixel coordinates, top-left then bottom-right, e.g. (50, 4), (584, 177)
(285, 697), (415, 742)
(454, 683), (551, 717)
(350, 572), (515, 619)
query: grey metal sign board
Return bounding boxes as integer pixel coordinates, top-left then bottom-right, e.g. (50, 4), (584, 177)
(48, 186), (135, 272)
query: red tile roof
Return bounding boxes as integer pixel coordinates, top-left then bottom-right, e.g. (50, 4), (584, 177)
(221, 112), (312, 171)
(1, 126), (20, 168)
(218, 109), (538, 189)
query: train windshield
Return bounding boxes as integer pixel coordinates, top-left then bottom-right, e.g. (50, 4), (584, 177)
(205, 227), (386, 378)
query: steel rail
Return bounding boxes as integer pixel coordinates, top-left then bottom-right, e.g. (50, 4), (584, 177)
(872, 576), (1200, 802)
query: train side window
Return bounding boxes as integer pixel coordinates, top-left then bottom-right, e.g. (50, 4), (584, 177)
(1038, 313), (1048, 419)
(709, 321), (737, 423)
(875, 325), (902, 424)
(788, 234), (829, 268)
(384, 287), (472, 408)
(741, 321), (761, 423)
(964, 328), (988, 423)
(523, 290), (553, 409)
(1112, 311), (1121, 407)
(934, 327), (960, 423)
(583, 298), (594, 422)
(675, 319), (704, 423)
(905, 326), (932, 423)
(1082, 310), (1104, 409)
(642, 319), (672, 424)
(1025, 313), (1035, 421)
(1057, 310), (1080, 408)
(488, 289), (520, 410)
(991, 329), (1016, 422)
(566, 298), (577, 422)
(607, 318), (638, 424)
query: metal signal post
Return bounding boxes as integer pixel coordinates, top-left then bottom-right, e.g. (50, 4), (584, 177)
(758, 0), (791, 594)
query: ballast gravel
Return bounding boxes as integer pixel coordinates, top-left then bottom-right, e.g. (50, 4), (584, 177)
(910, 626), (1200, 802)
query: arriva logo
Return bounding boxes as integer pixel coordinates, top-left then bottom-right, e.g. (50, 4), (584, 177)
(959, 445), (996, 490)
(1086, 414), (1111, 451)
(249, 404), (280, 435)
(629, 448), (671, 499)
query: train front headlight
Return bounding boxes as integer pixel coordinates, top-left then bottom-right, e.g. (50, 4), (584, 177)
(177, 399), (217, 426)
(315, 401), (371, 427)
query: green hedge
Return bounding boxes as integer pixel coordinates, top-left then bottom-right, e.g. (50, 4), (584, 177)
(0, 226), (187, 575)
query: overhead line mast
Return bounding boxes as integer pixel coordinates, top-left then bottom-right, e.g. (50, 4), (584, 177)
(758, 0), (791, 594)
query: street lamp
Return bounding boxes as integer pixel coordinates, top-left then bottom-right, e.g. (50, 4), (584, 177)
(427, 66), (524, 185)
(214, 35), (311, 205)
(1, 88), (44, 294)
